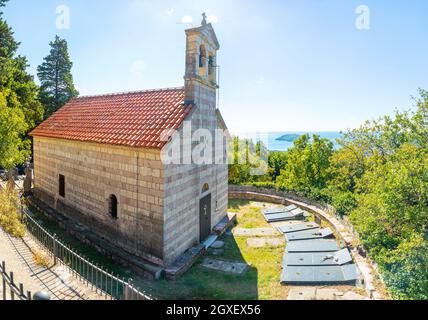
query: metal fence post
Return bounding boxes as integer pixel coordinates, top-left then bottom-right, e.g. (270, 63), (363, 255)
(10, 272), (14, 300)
(53, 234), (58, 266)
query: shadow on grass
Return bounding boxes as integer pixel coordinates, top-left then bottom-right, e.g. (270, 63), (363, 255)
(137, 232), (259, 300)
(27, 201), (260, 300)
(228, 199), (252, 210)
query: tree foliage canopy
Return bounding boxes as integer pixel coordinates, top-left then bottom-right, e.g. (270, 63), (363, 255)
(37, 35), (78, 118)
(0, 1), (43, 169)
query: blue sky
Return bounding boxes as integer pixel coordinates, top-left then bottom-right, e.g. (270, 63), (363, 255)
(3, 0), (428, 133)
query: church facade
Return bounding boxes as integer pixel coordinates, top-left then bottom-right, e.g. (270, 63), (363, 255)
(30, 19), (228, 267)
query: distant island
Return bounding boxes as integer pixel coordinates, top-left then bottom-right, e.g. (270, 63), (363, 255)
(276, 134), (301, 142)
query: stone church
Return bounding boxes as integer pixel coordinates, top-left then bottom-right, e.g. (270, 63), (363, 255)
(30, 17), (229, 269)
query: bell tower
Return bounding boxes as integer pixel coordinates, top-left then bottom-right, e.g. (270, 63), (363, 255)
(184, 13), (220, 106)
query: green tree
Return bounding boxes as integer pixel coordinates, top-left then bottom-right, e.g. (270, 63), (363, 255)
(37, 35), (78, 117)
(228, 137), (268, 185)
(0, 0), (7, 13)
(0, 0), (43, 169)
(267, 151), (288, 181)
(334, 91), (428, 299)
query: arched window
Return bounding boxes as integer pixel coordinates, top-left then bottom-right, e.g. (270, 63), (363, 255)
(199, 45), (207, 68)
(202, 183), (210, 193)
(109, 195), (118, 220)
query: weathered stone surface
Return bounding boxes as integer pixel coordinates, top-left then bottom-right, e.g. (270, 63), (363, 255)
(233, 228), (279, 237)
(201, 258), (248, 275)
(211, 241), (225, 249)
(246, 238), (284, 248)
(315, 289), (342, 300)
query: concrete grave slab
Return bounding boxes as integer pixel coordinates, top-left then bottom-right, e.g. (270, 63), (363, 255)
(286, 239), (341, 253)
(271, 220), (303, 229)
(287, 287), (317, 300)
(278, 222), (319, 234)
(285, 228), (334, 242)
(283, 249), (353, 266)
(264, 211), (304, 223)
(201, 258), (249, 275)
(233, 228), (279, 237)
(263, 204), (298, 215)
(280, 264), (360, 285)
(315, 288), (342, 300)
(338, 291), (370, 300)
(211, 241), (225, 249)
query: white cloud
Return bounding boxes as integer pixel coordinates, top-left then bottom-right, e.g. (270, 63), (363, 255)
(257, 78), (265, 85)
(130, 59), (146, 78)
(181, 15), (193, 24)
(207, 15), (218, 24)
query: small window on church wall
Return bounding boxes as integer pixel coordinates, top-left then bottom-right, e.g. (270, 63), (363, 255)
(59, 174), (65, 198)
(109, 195), (118, 220)
(199, 45), (207, 68)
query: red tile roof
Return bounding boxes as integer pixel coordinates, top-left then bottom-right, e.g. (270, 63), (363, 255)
(30, 87), (192, 149)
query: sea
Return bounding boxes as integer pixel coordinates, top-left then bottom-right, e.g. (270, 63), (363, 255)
(256, 132), (343, 152)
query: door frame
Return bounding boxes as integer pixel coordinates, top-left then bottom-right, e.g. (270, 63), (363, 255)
(199, 193), (212, 243)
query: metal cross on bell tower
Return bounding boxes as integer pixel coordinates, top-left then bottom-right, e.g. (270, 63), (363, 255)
(201, 12), (207, 26)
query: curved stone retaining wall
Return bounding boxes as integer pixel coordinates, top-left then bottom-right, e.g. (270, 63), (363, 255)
(229, 185), (386, 300)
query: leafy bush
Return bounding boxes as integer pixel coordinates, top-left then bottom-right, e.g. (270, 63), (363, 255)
(33, 250), (51, 268)
(248, 181), (276, 189)
(329, 190), (357, 216)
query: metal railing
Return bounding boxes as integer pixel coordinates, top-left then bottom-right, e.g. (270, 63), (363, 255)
(21, 207), (151, 300)
(1, 261), (32, 300)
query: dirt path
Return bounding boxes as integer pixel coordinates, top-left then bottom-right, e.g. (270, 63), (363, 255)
(0, 228), (107, 300)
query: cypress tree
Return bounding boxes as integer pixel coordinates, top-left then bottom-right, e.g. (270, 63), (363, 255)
(37, 35), (78, 117)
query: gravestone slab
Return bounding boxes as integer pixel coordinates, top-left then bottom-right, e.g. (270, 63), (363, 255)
(263, 204), (298, 215)
(287, 287), (317, 300)
(201, 258), (249, 275)
(286, 240), (340, 253)
(278, 222), (319, 234)
(338, 292), (369, 300)
(233, 228), (279, 237)
(247, 238), (284, 248)
(283, 248), (353, 266)
(285, 228), (334, 242)
(280, 264), (360, 285)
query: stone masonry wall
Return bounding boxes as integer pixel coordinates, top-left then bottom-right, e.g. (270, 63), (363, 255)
(163, 96), (228, 266)
(33, 136), (165, 265)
